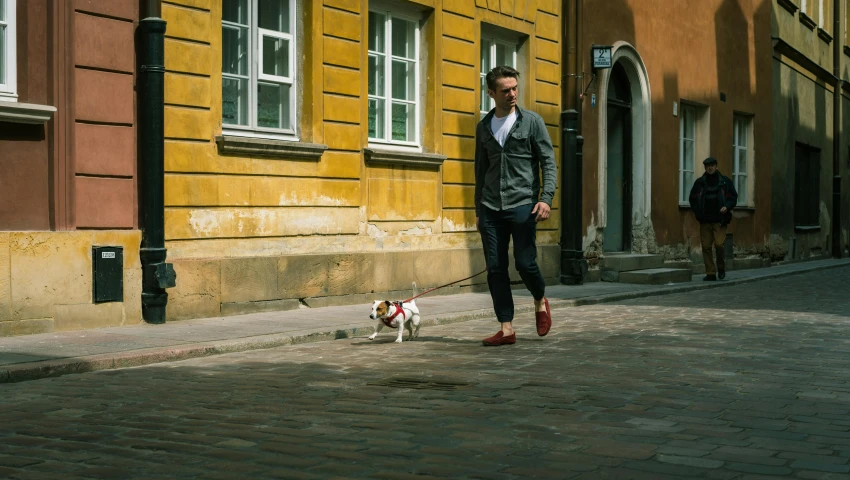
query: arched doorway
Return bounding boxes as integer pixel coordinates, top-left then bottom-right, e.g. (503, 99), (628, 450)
(596, 41), (653, 254)
(604, 62), (632, 252)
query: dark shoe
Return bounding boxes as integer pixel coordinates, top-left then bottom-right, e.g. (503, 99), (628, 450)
(703, 275), (717, 281)
(482, 331), (516, 346)
(535, 298), (551, 337)
(718, 270), (726, 280)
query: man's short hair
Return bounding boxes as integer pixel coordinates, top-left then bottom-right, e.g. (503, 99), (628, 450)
(486, 66), (521, 91)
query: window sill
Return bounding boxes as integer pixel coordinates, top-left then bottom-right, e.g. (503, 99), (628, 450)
(795, 225), (821, 232)
(817, 27), (833, 44)
(364, 147), (447, 168)
(777, 0), (798, 15)
(215, 135), (328, 161)
(799, 12), (817, 30)
(0, 100), (57, 124)
(734, 205), (756, 212)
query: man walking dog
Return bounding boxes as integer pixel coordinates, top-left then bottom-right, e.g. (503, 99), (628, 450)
(689, 156), (738, 281)
(474, 66), (557, 346)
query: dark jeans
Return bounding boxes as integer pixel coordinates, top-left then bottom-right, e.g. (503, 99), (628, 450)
(479, 204), (546, 323)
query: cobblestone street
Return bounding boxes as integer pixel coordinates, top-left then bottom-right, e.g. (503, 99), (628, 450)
(1, 267), (849, 479)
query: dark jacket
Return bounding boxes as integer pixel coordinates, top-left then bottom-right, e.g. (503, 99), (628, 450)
(688, 171), (738, 225)
(474, 107), (557, 216)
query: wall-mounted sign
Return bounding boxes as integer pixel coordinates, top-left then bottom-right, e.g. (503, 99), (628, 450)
(591, 45), (613, 69)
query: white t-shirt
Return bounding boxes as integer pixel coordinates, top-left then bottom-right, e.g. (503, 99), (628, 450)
(490, 110), (517, 147)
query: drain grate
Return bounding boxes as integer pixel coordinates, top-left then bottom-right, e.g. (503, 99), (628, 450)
(368, 378), (473, 391)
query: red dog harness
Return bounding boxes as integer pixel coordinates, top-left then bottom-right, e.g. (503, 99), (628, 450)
(381, 302), (406, 328)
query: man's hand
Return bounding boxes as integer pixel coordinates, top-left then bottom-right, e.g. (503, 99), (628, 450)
(531, 202), (551, 222)
(720, 206), (728, 214)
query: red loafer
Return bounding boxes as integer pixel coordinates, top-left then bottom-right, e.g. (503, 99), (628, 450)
(535, 298), (551, 336)
(482, 330), (516, 346)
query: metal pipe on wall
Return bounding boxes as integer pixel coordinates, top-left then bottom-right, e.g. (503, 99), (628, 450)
(559, 0), (588, 285)
(833, 0), (842, 258)
(138, 0), (175, 323)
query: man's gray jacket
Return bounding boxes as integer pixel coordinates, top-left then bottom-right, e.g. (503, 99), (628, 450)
(474, 106), (557, 217)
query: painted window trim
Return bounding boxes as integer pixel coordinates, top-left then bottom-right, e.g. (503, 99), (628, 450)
(479, 36), (518, 116)
(679, 104), (696, 205)
(0, 100), (56, 124)
(221, 0), (297, 136)
(733, 113), (755, 208)
(215, 134), (327, 160)
(0, 0), (17, 102)
(367, 8), (421, 147)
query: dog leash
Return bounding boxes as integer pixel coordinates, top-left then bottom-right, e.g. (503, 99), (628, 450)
(402, 268), (488, 303)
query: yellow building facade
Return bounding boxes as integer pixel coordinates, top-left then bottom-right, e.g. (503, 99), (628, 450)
(162, 0), (563, 319)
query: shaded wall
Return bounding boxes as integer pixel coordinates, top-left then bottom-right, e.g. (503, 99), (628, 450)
(770, 0), (844, 260)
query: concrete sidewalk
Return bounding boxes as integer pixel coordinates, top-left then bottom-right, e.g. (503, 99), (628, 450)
(1, 257), (847, 383)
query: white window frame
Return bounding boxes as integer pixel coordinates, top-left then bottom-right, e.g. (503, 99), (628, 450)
(0, 0), (18, 102)
(367, 8), (421, 149)
(733, 114), (754, 206)
(479, 36), (518, 116)
(222, 0), (297, 140)
(679, 104), (696, 205)
(679, 101), (710, 206)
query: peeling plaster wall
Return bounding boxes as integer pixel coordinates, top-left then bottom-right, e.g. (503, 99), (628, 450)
(0, 231), (142, 337)
(161, 0), (565, 319)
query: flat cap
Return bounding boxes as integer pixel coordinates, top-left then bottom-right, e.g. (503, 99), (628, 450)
(703, 157), (718, 165)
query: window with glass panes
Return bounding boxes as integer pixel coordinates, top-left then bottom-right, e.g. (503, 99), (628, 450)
(733, 114), (751, 204)
(0, 0), (17, 100)
(480, 37), (516, 115)
(368, 11), (419, 145)
(679, 104), (695, 204)
(222, 0), (295, 133)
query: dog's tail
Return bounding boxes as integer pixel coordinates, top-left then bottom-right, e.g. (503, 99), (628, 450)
(408, 282), (419, 306)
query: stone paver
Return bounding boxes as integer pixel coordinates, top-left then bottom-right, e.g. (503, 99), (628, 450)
(0, 267), (849, 478)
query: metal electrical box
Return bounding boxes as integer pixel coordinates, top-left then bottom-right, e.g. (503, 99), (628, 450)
(93, 246), (123, 303)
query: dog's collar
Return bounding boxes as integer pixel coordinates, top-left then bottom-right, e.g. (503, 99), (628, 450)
(382, 302), (406, 328)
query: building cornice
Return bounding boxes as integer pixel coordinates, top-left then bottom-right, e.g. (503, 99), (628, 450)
(771, 37), (838, 86)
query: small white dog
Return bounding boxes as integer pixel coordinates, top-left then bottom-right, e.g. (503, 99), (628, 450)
(368, 300), (421, 343)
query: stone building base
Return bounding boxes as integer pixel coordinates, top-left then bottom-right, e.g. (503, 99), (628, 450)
(0, 231), (142, 337)
(166, 246), (561, 321)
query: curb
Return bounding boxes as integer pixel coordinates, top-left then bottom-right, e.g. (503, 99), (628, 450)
(1, 261), (846, 384)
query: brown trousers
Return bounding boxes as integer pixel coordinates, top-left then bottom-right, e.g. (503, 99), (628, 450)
(699, 223), (726, 276)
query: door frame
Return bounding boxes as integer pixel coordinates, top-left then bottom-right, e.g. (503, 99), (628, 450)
(596, 41), (652, 251)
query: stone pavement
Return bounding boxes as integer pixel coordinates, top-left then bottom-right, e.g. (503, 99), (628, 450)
(0, 258), (847, 384)
(0, 262), (849, 478)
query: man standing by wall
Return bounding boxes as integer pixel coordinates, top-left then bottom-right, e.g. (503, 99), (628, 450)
(474, 66), (558, 346)
(689, 157), (738, 281)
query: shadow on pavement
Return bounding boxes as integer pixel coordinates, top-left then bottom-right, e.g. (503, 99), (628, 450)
(1, 299), (849, 479)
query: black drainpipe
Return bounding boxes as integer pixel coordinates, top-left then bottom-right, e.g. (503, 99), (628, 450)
(138, 0), (175, 323)
(832, 0), (842, 258)
(560, 0), (588, 284)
